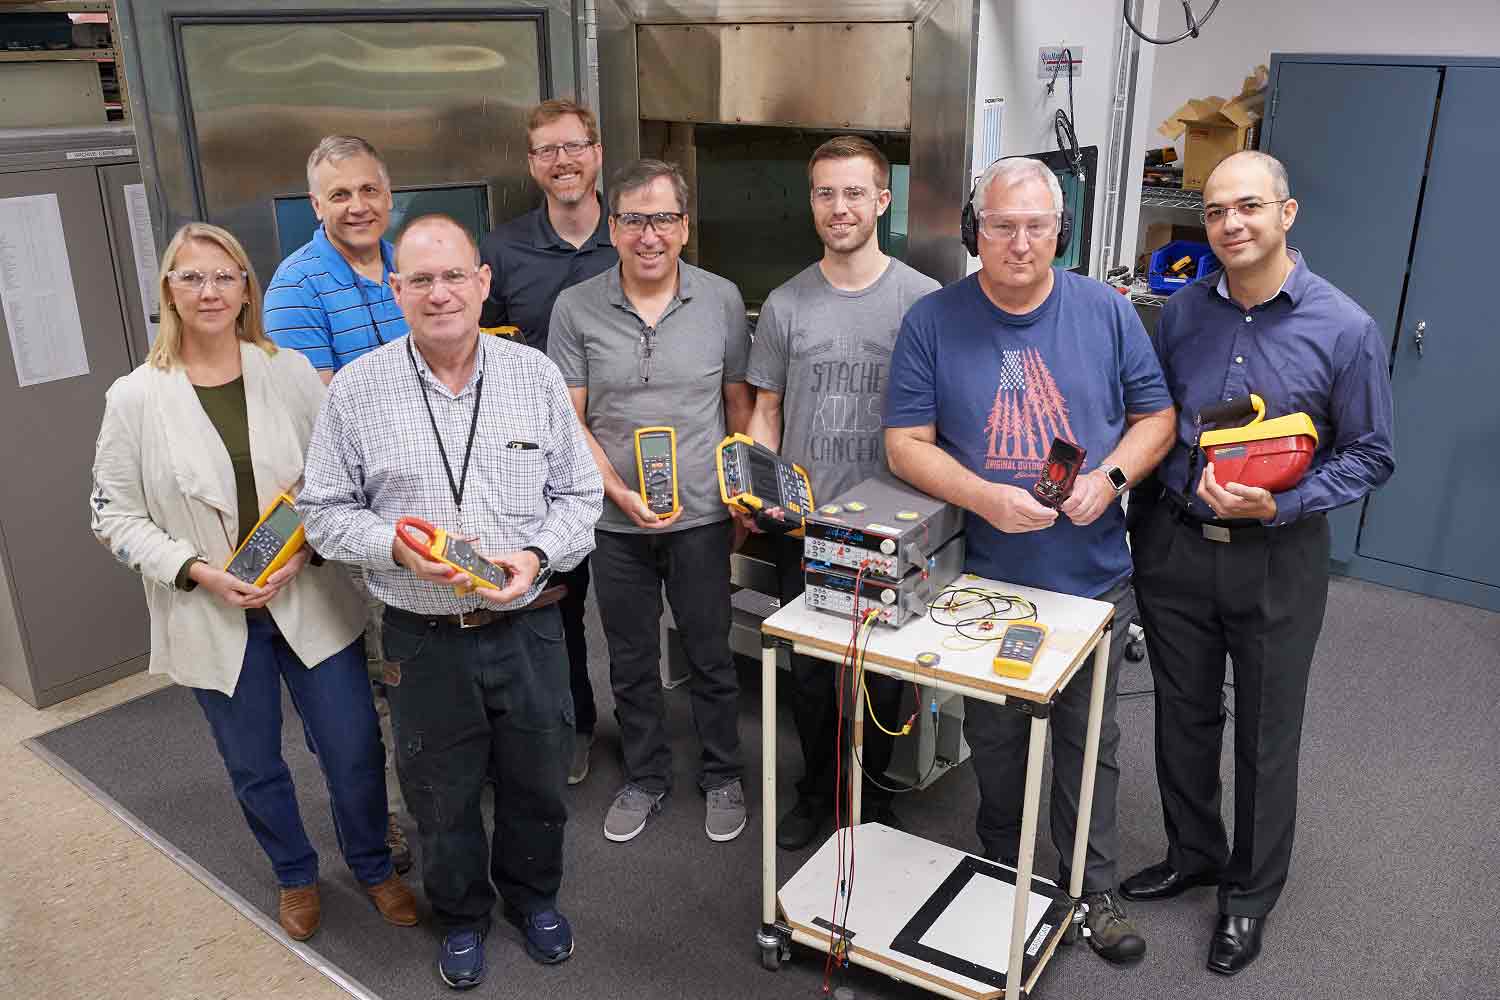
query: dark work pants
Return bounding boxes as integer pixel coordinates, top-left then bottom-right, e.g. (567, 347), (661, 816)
(592, 521), (742, 796)
(773, 535), (901, 811)
(962, 580), (1136, 895)
(194, 617), (390, 889)
(558, 557), (596, 734)
(1131, 502), (1330, 917)
(381, 604), (572, 933)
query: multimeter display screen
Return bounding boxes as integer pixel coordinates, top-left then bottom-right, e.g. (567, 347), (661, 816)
(442, 537), (508, 588)
(227, 501), (301, 582)
(262, 502), (301, 540)
(745, 448), (786, 506)
(1047, 440), (1083, 464)
(640, 434), (672, 461)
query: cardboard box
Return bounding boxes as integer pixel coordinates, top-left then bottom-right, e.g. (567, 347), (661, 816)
(1160, 66), (1267, 191)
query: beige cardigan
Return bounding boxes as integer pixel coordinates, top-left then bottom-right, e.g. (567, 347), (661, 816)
(90, 342), (365, 695)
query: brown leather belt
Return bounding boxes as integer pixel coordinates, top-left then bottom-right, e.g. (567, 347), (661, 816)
(388, 584), (568, 631)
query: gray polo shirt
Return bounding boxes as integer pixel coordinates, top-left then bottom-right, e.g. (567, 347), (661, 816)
(549, 261), (749, 533)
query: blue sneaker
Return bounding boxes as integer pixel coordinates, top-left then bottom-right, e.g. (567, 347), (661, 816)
(505, 904), (575, 965)
(438, 928), (486, 990)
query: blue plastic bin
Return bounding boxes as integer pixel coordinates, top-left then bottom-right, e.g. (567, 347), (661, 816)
(1148, 240), (1218, 295)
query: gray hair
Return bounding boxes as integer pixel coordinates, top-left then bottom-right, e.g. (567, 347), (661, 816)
(306, 135), (390, 193)
(972, 156), (1064, 215)
(1211, 150), (1291, 200)
(608, 158), (690, 215)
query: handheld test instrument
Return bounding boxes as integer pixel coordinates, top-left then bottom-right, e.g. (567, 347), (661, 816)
(395, 517), (509, 591)
(224, 493), (306, 586)
(1032, 437), (1086, 509)
(633, 426), (681, 519)
(992, 621), (1050, 680)
(716, 433), (815, 535)
(1196, 393), (1318, 494)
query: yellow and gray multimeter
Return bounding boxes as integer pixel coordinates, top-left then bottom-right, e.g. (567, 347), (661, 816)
(396, 518), (509, 591)
(633, 426), (681, 519)
(715, 433), (815, 536)
(224, 493), (306, 586)
(993, 621), (1050, 680)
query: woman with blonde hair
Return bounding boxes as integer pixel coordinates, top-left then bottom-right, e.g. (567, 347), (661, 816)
(90, 222), (417, 941)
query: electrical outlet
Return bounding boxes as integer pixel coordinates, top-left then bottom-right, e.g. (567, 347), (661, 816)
(1038, 46), (1083, 81)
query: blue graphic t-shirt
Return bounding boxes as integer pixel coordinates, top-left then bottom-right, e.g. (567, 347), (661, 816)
(884, 269), (1172, 598)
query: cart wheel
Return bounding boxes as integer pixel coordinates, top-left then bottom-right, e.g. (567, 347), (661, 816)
(761, 944), (783, 971)
(1125, 638), (1146, 662)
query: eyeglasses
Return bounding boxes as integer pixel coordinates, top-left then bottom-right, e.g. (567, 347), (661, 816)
(638, 329), (655, 383)
(395, 267), (480, 294)
(812, 186), (878, 206)
(167, 268), (246, 292)
(1200, 199), (1288, 226)
(528, 140), (596, 162)
(976, 211), (1062, 242)
(612, 212), (685, 236)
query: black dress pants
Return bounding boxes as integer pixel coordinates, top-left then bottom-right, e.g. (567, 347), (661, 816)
(1132, 501), (1330, 917)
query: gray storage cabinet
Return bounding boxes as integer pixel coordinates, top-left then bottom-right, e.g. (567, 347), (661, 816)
(1262, 54), (1500, 612)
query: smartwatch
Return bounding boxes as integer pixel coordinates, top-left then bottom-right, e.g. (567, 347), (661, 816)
(523, 546), (553, 585)
(1102, 465), (1129, 495)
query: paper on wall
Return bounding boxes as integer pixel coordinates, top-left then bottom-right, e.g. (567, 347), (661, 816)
(123, 183), (160, 344)
(0, 193), (90, 387)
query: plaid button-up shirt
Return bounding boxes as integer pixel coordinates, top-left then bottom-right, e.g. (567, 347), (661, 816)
(299, 333), (602, 615)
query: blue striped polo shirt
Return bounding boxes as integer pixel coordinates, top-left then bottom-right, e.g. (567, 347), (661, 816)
(264, 225), (408, 371)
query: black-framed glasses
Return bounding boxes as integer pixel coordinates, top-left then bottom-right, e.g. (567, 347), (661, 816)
(166, 268), (246, 292)
(1200, 199), (1288, 226)
(638, 329), (655, 383)
(528, 140), (596, 162)
(613, 212), (685, 236)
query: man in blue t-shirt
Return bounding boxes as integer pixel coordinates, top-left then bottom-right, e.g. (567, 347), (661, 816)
(885, 156), (1175, 966)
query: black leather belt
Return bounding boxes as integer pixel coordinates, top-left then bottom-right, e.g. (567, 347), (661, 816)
(387, 584), (568, 631)
(1164, 500), (1275, 544)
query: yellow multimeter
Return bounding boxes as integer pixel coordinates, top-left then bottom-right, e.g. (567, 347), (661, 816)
(993, 621), (1050, 680)
(715, 433), (815, 536)
(479, 325), (523, 339)
(633, 426), (681, 519)
(224, 493), (306, 586)
(396, 518), (509, 592)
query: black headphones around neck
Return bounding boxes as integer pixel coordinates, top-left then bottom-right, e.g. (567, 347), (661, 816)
(960, 164), (1073, 259)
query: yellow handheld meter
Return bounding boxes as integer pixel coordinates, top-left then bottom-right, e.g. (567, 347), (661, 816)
(715, 433), (815, 536)
(633, 426), (681, 519)
(224, 493), (306, 587)
(993, 621), (1049, 680)
(396, 518), (508, 591)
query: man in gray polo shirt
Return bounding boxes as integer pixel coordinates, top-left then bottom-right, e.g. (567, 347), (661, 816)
(549, 159), (753, 844)
(745, 136), (939, 850)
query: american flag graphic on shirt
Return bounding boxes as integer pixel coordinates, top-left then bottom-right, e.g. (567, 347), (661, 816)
(984, 347), (1076, 474)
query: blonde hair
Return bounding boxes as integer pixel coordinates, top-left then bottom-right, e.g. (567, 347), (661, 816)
(148, 222), (275, 370)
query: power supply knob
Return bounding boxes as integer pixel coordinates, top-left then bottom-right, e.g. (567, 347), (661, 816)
(880, 589), (896, 605)
(879, 539), (896, 555)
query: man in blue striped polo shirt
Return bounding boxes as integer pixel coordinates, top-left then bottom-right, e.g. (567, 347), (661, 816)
(265, 135), (408, 382)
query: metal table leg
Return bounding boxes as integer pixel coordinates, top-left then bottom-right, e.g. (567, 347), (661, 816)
(1069, 630), (1112, 901)
(1006, 715), (1050, 1000)
(761, 643), (779, 930)
(850, 671), (864, 826)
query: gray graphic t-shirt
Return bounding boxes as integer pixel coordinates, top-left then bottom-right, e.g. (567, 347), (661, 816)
(747, 258), (939, 504)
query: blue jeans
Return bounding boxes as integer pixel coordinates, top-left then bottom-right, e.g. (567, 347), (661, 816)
(194, 616), (392, 889)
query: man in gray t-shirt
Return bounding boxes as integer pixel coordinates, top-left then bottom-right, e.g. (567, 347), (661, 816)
(549, 159), (753, 846)
(745, 137), (939, 850)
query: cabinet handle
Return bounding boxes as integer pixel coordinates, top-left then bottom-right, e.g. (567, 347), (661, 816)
(1414, 320), (1426, 357)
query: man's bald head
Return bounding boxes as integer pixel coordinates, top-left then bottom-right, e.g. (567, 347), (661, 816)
(1208, 150), (1290, 201)
(394, 214), (481, 271)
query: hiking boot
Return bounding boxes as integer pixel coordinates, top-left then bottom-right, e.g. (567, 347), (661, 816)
(1081, 889), (1147, 964)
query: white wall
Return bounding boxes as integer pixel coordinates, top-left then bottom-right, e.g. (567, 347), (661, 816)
(974, 0), (1164, 273)
(1147, 0), (1500, 153)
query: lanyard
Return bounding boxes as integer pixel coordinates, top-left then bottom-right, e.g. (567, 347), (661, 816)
(358, 282), (387, 347)
(407, 338), (484, 510)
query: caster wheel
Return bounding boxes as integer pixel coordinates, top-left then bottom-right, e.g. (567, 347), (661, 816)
(761, 945), (783, 971)
(1125, 638), (1146, 662)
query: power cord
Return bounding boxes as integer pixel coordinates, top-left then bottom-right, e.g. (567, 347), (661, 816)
(1047, 47), (1085, 183)
(1123, 0), (1223, 45)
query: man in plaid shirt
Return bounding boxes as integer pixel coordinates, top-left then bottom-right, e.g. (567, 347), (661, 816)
(299, 214), (602, 989)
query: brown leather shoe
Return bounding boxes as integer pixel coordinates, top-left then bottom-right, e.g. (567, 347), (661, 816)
(278, 884), (321, 940)
(365, 873), (419, 926)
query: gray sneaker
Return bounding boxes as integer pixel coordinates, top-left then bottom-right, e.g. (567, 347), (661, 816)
(603, 784), (663, 842)
(705, 779), (748, 842)
(567, 732), (593, 786)
(1081, 890), (1147, 964)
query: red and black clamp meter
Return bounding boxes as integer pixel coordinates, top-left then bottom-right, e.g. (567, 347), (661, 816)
(1032, 437), (1086, 509)
(396, 517), (508, 592)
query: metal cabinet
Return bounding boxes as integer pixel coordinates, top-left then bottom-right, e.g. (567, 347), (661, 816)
(1263, 55), (1500, 611)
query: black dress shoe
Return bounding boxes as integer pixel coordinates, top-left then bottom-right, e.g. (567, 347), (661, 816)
(776, 797), (826, 850)
(1207, 914), (1264, 975)
(1119, 860), (1220, 901)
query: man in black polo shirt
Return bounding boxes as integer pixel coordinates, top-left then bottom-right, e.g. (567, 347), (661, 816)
(480, 99), (617, 785)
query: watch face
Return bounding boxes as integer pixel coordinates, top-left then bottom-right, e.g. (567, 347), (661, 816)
(1107, 467), (1129, 491)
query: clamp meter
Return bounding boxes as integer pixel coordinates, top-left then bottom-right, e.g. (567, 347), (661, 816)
(224, 493), (306, 586)
(992, 621), (1050, 680)
(1032, 437), (1086, 509)
(715, 433), (815, 536)
(396, 517), (509, 591)
(633, 426), (681, 519)
(1197, 393), (1318, 494)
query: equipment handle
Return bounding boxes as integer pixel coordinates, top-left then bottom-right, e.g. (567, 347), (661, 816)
(395, 517), (438, 553)
(1198, 394), (1261, 427)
